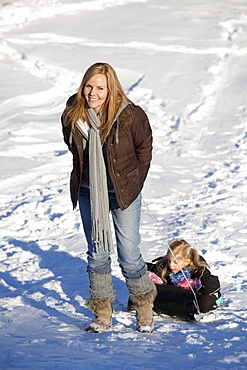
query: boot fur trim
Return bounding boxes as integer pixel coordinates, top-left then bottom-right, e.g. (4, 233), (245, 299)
(87, 297), (114, 312)
(129, 287), (157, 308)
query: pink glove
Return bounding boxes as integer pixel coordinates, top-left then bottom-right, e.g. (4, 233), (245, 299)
(177, 278), (202, 291)
(147, 271), (163, 284)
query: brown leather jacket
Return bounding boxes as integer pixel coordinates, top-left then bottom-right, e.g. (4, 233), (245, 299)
(61, 96), (152, 210)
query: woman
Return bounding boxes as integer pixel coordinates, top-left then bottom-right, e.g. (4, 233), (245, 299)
(61, 62), (156, 333)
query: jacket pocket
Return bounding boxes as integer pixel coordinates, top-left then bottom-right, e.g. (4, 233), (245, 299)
(127, 168), (139, 182)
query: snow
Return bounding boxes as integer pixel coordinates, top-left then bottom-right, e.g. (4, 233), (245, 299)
(0, 0), (247, 368)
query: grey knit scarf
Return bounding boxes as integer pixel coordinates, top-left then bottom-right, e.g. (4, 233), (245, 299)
(86, 108), (114, 253)
(86, 101), (129, 253)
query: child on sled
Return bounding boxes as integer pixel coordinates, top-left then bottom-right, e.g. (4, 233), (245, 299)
(129, 239), (222, 321)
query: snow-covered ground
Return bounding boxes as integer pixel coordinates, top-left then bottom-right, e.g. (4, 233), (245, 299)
(0, 0), (247, 368)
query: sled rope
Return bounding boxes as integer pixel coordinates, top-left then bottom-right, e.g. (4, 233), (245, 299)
(143, 198), (202, 317)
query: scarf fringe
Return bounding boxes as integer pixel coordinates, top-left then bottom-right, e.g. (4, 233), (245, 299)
(92, 218), (114, 253)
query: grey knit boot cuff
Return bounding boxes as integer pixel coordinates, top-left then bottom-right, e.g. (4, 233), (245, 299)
(126, 272), (155, 295)
(88, 271), (116, 300)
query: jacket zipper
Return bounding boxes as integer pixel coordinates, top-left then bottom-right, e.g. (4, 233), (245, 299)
(209, 287), (221, 296)
(108, 142), (125, 209)
(72, 130), (84, 208)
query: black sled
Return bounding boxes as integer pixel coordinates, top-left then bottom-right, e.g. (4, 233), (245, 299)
(153, 284), (198, 321)
(128, 283), (220, 321)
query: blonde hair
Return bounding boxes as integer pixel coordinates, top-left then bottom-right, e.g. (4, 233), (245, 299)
(63, 62), (132, 142)
(161, 239), (208, 280)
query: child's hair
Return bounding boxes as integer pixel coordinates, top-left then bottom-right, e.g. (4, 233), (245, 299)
(161, 239), (208, 280)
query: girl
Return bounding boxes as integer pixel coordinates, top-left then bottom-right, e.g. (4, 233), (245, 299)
(61, 62), (156, 333)
(131, 239), (222, 320)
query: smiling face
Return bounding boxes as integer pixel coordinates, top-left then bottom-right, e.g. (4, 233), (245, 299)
(83, 73), (108, 114)
(168, 254), (190, 273)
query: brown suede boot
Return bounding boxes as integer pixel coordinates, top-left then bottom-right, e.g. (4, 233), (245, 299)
(130, 288), (157, 333)
(86, 298), (113, 333)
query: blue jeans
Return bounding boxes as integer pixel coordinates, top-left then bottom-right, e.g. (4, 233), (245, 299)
(78, 187), (147, 279)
